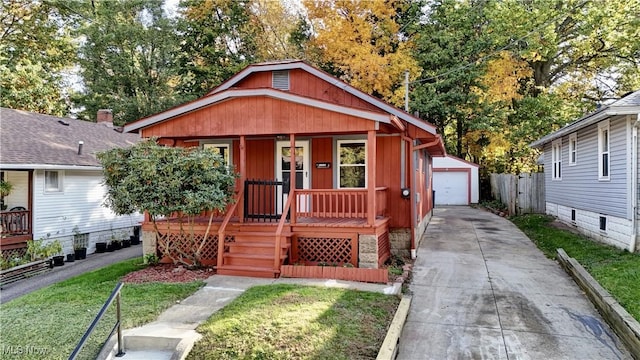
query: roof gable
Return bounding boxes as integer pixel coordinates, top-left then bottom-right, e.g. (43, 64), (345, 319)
(531, 90), (640, 148)
(207, 60), (436, 135)
(0, 108), (139, 168)
(125, 60), (437, 136)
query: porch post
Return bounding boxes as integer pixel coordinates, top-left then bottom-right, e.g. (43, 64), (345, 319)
(28, 170), (33, 234)
(289, 133), (296, 224)
(239, 135), (246, 222)
(367, 130), (376, 226)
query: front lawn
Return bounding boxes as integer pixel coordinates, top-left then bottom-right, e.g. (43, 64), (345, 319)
(0, 258), (203, 359)
(188, 284), (400, 360)
(512, 214), (640, 321)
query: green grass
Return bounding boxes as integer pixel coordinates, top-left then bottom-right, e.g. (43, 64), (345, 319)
(512, 214), (640, 321)
(187, 284), (400, 360)
(0, 258), (203, 360)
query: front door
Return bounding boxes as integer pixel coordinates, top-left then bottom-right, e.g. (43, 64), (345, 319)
(276, 141), (310, 213)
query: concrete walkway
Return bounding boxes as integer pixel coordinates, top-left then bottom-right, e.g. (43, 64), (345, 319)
(0, 245), (142, 304)
(397, 206), (632, 360)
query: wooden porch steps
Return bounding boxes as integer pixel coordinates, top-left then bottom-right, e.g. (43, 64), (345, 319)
(217, 265), (281, 278)
(216, 228), (292, 278)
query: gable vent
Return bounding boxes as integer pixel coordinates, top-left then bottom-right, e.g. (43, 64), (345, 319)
(272, 70), (290, 90)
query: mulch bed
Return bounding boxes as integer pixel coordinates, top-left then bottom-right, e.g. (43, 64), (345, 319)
(121, 264), (214, 284)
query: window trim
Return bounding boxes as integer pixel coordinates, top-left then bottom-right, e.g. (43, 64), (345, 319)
(44, 170), (63, 193)
(551, 139), (562, 181)
(336, 139), (367, 189)
(202, 142), (232, 166)
(568, 133), (577, 166)
(598, 120), (610, 181)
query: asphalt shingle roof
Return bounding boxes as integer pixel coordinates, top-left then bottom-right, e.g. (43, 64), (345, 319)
(0, 108), (139, 167)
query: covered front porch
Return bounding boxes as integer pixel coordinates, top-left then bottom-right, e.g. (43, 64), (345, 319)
(143, 131), (394, 277)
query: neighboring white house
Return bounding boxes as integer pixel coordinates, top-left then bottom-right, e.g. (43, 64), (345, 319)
(530, 90), (640, 252)
(0, 108), (143, 256)
(433, 155), (479, 205)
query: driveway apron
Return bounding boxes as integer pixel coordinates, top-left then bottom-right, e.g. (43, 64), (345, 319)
(397, 206), (632, 360)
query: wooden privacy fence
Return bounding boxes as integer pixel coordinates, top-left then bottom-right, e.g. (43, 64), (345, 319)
(490, 173), (545, 215)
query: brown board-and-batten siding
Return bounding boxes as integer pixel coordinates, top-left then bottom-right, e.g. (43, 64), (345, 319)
(234, 69), (383, 112)
(140, 97), (377, 139)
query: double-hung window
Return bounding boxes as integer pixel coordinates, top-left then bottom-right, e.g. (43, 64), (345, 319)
(568, 133), (577, 166)
(44, 170), (63, 192)
(203, 143), (231, 166)
(551, 139), (562, 180)
(337, 140), (367, 188)
(598, 121), (610, 180)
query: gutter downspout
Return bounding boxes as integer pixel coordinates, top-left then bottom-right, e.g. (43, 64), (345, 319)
(631, 115), (639, 253)
(402, 135), (417, 259)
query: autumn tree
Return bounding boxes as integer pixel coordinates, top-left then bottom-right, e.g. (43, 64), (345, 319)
(486, 0), (640, 100)
(304, 0), (421, 106)
(0, 0), (75, 115)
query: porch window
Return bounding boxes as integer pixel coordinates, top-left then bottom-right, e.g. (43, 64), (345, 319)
(337, 140), (367, 188)
(551, 139), (562, 180)
(44, 170), (62, 192)
(598, 121), (609, 180)
(568, 133), (577, 166)
(203, 143), (230, 166)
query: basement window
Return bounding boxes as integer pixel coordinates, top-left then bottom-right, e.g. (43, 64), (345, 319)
(599, 216), (606, 231)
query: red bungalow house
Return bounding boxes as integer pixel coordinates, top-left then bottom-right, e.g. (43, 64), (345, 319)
(124, 60), (445, 278)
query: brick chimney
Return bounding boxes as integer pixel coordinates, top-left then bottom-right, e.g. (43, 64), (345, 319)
(97, 109), (113, 127)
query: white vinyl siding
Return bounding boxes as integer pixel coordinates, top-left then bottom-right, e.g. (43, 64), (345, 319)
(552, 139), (562, 180)
(545, 115), (630, 219)
(569, 133), (577, 165)
(598, 120), (610, 180)
(33, 170), (142, 254)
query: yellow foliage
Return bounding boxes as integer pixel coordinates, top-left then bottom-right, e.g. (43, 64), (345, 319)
(476, 51), (532, 104)
(304, 0), (420, 106)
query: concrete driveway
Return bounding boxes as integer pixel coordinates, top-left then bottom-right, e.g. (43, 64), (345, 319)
(397, 206), (631, 360)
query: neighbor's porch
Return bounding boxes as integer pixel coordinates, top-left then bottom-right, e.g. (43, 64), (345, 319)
(1, 170), (33, 256)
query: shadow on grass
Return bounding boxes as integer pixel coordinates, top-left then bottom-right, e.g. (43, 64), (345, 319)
(188, 284), (399, 360)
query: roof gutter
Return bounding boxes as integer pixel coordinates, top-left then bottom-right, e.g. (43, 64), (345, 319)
(0, 164), (103, 171)
(530, 106), (640, 148)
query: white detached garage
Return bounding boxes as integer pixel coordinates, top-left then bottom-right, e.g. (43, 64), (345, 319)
(433, 155), (479, 205)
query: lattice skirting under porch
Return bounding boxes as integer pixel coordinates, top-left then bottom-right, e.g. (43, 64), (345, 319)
(1, 247), (27, 262)
(156, 232), (234, 266)
(292, 236), (357, 266)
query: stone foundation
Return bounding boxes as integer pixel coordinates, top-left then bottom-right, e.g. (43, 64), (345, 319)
(358, 234), (378, 268)
(142, 229), (157, 259)
(389, 229), (410, 258)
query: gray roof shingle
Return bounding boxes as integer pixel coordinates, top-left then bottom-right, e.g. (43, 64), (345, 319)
(0, 108), (140, 167)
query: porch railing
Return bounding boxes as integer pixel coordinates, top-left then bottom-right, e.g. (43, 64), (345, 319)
(244, 179), (286, 222)
(0, 209), (31, 236)
(295, 187), (388, 219)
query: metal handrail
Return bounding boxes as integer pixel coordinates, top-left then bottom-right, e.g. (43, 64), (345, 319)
(69, 282), (125, 359)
